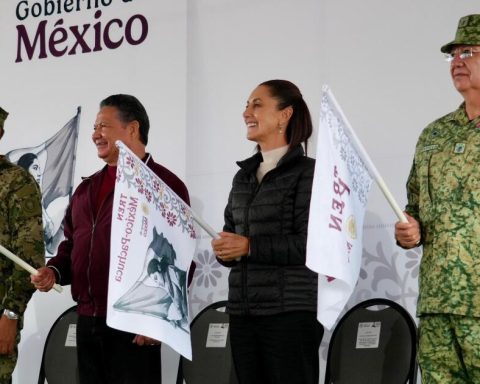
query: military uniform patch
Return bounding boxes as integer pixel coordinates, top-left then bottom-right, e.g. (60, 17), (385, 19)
(422, 144), (439, 152)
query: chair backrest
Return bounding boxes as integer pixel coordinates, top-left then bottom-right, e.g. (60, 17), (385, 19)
(38, 305), (80, 384)
(177, 300), (238, 384)
(324, 298), (417, 384)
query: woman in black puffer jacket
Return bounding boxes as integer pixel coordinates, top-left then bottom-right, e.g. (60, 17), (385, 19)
(212, 79), (323, 384)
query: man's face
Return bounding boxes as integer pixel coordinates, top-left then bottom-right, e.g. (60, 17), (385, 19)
(449, 45), (480, 94)
(92, 106), (134, 166)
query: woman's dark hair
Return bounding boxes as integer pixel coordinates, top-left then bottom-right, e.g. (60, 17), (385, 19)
(259, 79), (313, 154)
(17, 152), (38, 171)
(100, 94), (150, 145)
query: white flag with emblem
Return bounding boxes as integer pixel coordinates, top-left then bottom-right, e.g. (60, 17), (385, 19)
(107, 141), (196, 359)
(306, 86), (373, 330)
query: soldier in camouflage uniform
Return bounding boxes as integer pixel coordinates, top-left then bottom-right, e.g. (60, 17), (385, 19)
(395, 14), (480, 384)
(0, 107), (44, 384)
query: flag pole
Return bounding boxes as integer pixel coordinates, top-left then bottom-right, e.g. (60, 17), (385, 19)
(324, 86), (408, 223)
(0, 244), (63, 293)
(191, 212), (221, 240)
(191, 212), (242, 260)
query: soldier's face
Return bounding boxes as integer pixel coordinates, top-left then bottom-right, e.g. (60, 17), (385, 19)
(92, 106), (134, 166)
(450, 45), (480, 94)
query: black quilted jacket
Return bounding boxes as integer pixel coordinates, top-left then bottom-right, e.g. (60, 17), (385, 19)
(220, 145), (318, 316)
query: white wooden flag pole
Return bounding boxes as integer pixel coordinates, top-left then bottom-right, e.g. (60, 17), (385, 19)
(0, 243), (63, 293)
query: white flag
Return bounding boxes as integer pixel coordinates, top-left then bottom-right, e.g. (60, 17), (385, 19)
(6, 108), (81, 257)
(107, 141), (196, 359)
(306, 86), (373, 330)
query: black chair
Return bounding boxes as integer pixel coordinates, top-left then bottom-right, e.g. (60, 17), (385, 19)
(177, 300), (238, 384)
(38, 305), (80, 384)
(324, 298), (418, 384)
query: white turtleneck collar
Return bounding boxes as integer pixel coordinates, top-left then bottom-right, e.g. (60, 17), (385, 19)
(256, 145), (289, 182)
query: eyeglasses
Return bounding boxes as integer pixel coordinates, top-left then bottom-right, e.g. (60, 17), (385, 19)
(445, 47), (480, 62)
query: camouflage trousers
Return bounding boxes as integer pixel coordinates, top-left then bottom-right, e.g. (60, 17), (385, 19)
(0, 327), (20, 384)
(418, 314), (480, 384)
(0, 349), (16, 384)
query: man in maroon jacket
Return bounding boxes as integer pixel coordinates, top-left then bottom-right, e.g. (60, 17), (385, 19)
(32, 94), (190, 384)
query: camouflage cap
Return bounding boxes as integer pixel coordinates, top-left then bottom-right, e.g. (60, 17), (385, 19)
(0, 107), (8, 122)
(441, 15), (480, 53)
(0, 107), (8, 131)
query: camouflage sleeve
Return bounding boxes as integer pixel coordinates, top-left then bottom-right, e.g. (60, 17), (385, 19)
(405, 156), (420, 220)
(405, 131), (426, 222)
(2, 174), (45, 315)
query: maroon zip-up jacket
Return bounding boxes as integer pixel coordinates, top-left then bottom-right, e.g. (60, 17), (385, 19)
(47, 155), (190, 317)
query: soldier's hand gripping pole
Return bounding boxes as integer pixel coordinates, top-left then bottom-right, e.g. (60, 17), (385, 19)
(0, 243), (62, 293)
